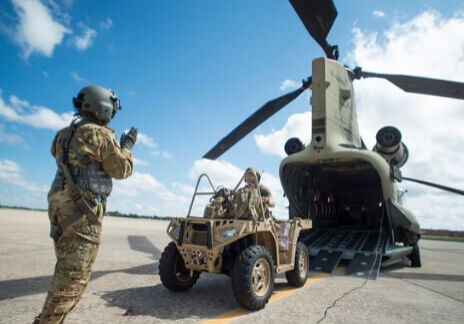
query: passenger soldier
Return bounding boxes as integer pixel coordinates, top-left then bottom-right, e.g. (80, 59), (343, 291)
(34, 85), (137, 323)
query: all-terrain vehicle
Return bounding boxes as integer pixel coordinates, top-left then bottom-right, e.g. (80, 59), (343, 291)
(158, 171), (312, 310)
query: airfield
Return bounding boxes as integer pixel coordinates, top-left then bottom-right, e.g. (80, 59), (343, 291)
(1, 209), (463, 324)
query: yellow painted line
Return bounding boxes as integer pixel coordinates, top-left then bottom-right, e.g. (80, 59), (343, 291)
(202, 268), (343, 324)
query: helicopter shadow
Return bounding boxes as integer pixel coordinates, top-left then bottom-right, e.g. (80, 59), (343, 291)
(0, 235), (160, 301)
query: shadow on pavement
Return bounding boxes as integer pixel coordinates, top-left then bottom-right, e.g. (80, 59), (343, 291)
(0, 263), (158, 301)
(382, 271), (464, 282)
(127, 235), (161, 257)
(100, 274), (238, 321)
(0, 235), (160, 301)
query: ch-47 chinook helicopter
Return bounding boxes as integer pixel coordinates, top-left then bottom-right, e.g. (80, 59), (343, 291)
(202, 0), (464, 279)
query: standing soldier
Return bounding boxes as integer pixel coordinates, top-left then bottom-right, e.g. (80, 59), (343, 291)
(34, 85), (137, 323)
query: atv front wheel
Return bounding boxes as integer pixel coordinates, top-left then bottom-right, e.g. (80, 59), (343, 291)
(158, 242), (200, 292)
(285, 242), (309, 287)
(231, 245), (275, 310)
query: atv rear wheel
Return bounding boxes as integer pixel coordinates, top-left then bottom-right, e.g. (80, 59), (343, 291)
(409, 243), (421, 268)
(285, 242), (309, 287)
(231, 245), (275, 310)
(159, 242), (200, 292)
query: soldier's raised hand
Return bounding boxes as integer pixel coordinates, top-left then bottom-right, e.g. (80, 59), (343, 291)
(120, 127), (138, 150)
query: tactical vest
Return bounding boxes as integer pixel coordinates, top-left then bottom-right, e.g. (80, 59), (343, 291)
(51, 120), (112, 198)
(230, 186), (264, 220)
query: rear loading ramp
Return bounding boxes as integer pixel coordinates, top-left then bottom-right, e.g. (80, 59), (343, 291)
(300, 229), (388, 279)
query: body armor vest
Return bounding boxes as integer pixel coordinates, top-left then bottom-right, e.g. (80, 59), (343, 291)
(51, 120), (113, 198)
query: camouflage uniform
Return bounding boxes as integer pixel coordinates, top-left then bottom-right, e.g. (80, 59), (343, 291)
(36, 120), (133, 323)
(231, 183), (273, 220)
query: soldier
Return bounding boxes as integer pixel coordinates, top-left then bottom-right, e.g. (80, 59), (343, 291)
(244, 167), (275, 209)
(231, 167), (275, 220)
(34, 85), (137, 323)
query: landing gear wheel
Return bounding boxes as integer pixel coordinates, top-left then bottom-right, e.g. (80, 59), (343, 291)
(231, 245), (275, 310)
(159, 242), (200, 292)
(285, 242), (309, 287)
(409, 243), (421, 268)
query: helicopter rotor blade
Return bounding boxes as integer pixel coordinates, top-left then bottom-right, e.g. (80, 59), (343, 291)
(289, 0), (338, 59)
(354, 68), (464, 100)
(203, 78), (311, 160)
(402, 177), (464, 196)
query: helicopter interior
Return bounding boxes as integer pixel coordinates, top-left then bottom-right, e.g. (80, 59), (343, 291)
(282, 161), (383, 231)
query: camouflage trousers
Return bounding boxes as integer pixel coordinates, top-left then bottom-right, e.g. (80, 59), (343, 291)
(35, 190), (104, 324)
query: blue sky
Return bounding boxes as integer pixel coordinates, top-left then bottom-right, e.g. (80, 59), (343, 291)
(1, 0), (464, 229)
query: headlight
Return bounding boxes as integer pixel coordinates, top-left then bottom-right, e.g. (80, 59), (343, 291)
(172, 226), (180, 237)
(220, 228), (236, 239)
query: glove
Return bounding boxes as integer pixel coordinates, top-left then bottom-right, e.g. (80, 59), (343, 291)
(120, 127), (138, 150)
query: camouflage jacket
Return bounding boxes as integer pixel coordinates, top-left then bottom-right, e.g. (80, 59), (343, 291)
(50, 119), (134, 199)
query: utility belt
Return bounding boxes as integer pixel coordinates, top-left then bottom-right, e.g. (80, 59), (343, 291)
(49, 195), (106, 243)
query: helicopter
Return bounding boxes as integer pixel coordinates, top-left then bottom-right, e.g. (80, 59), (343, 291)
(201, 0), (464, 279)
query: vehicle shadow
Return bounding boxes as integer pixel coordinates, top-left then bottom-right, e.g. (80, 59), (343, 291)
(100, 273), (240, 321)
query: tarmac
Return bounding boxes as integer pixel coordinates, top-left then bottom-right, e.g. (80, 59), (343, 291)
(1, 209), (463, 324)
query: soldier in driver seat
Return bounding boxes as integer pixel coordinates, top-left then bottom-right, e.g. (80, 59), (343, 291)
(231, 167), (275, 220)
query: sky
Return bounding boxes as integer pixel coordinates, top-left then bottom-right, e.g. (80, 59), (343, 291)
(0, 0), (463, 229)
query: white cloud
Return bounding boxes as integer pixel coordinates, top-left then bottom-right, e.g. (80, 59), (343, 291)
(42, 70), (49, 78)
(172, 182), (195, 196)
(133, 157), (149, 166)
(12, 0), (70, 59)
(151, 150), (173, 159)
(254, 112), (311, 157)
(0, 89), (73, 130)
(70, 71), (89, 84)
(189, 159), (244, 188)
(137, 132), (158, 149)
(111, 171), (191, 217)
(0, 124), (24, 145)
(373, 10), (385, 18)
(0, 159), (48, 194)
(347, 11), (464, 229)
(100, 18), (113, 30)
(73, 24), (97, 51)
(137, 132), (173, 159)
(279, 79), (299, 91)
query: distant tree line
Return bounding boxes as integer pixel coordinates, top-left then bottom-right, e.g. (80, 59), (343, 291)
(0, 204), (172, 220)
(422, 229), (464, 237)
(0, 204), (47, 212)
(105, 210), (172, 220)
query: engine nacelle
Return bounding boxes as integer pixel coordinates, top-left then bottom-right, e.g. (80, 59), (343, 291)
(285, 137), (305, 155)
(374, 126), (408, 168)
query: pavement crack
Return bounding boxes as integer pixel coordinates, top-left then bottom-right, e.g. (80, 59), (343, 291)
(383, 272), (464, 303)
(315, 278), (369, 324)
